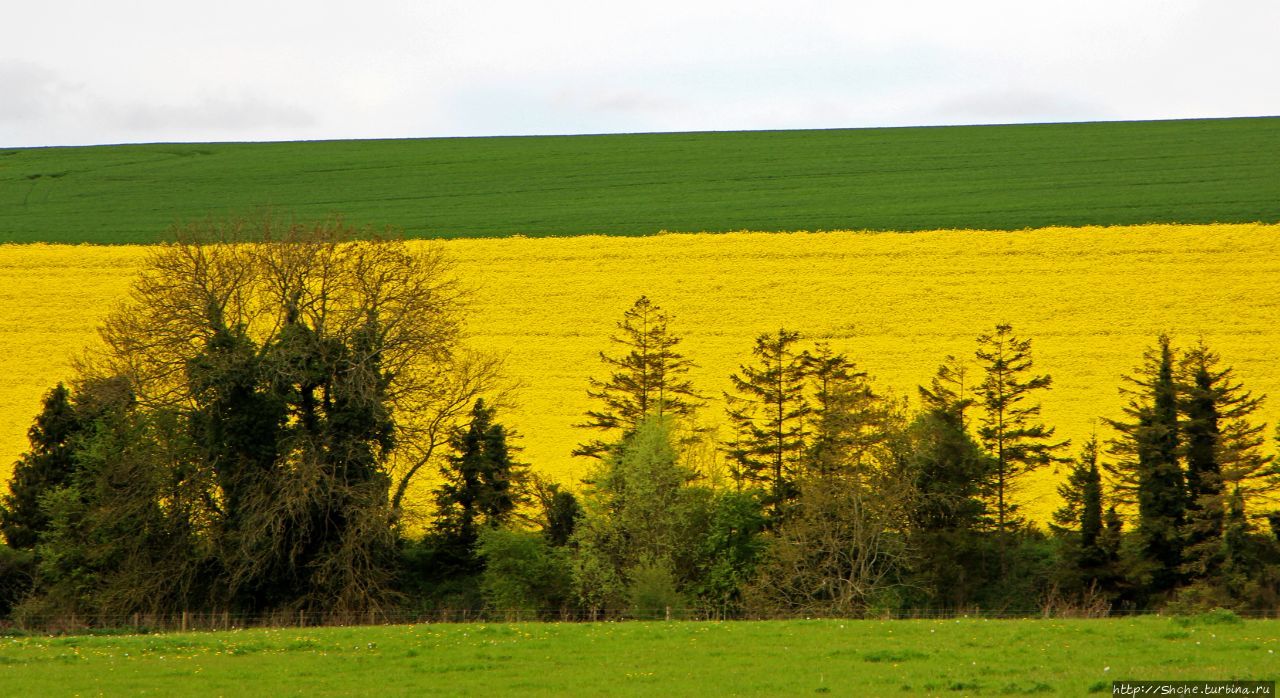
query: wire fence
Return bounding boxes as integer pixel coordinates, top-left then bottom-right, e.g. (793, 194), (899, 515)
(3, 605), (1277, 636)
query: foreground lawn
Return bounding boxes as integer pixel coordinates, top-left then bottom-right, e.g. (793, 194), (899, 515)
(0, 617), (1274, 696)
(2, 117), (1277, 243)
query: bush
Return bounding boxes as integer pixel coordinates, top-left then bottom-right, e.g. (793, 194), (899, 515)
(626, 560), (684, 620)
(477, 528), (572, 619)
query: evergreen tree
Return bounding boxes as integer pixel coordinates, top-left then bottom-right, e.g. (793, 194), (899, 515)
(1054, 437), (1104, 555)
(802, 344), (894, 477)
(434, 399), (527, 566)
(723, 328), (811, 516)
(575, 296), (703, 458)
(973, 323), (1067, 534)
(1106, 335), (1185, 595)
(1, 384), (82, 549)
(908, 358), (988, 533)
(1177, 342), (1272, 583)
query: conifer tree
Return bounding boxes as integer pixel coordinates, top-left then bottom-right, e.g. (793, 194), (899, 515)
(973, 323), (1067, 534)
(1177, 342), (1272, 582)
(575, 296), (702, 458)
(435, 399), (527, 559)
(1, 384), (82, 549)
(723, 328), (810, 516)
(1106, 335), (1185, 595)
(1054, 437), (1104, 554)
(908, 357), (988, 533)
(802, 344), (893, 477)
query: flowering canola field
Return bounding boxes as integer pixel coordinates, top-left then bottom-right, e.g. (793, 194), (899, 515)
(2, 224), (1278, 521)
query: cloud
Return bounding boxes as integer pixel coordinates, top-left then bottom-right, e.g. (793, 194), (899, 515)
(100, 95), (316, 134)
(925, 90), (1115, 125)
(0, 61), (82, 122)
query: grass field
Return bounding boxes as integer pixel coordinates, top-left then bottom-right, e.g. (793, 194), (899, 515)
(2, 224), (1278, 523)
(0, 616), (1274, 696)
(2, 118), (1278, 244)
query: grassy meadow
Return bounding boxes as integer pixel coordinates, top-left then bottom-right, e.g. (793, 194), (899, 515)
(2, 117), (1278, 244)
(0, 616), (1275, 696)
(2, 224), (1278, 522)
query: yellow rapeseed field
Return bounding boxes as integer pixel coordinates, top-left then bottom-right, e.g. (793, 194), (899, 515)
(2, 224), (1277, 522)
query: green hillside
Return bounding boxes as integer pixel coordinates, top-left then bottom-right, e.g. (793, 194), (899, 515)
(1, 117), (1277, 244)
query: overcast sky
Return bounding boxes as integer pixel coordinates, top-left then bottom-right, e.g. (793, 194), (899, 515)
(3, 0), (1277, 147)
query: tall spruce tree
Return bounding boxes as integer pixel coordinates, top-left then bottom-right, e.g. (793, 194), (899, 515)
(1053, 436), (1110, 591)
(1, 384), (82, 549)
(973, 323), (1067, 534)
(802, 344), (893, 477)
(434, 399), (527, 565)
(1106, 335), (1186, 595)
(908, 357), (988, 533)
(723, 328), (810, 516)
(575, 296), (703, 458)
(1177, 341), (1272, 582)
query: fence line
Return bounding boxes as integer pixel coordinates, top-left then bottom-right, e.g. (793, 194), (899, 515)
(3, 605), (1277, 635)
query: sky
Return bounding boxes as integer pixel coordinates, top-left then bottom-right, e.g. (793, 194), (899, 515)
(3, 0), (1277, 147)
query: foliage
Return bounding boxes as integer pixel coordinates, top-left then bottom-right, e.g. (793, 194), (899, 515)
(1, 384), (82, 549)
(475, 528), (572, 618)
(6, 224), (1280, 524)
(575, 296), (703, 458)
(723, 328), (810, 514)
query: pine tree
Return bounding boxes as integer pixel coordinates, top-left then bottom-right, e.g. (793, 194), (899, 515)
(802, 343), (893, 477)
(1177, 341), (1272, 583)
(1, 384), (82, 549)
(435, 399), (527, 560)
(973, 323), (1067, 534)
(723, 328), (811, 516)
(575, 296), (703, 458)
(1106, 335), (1185, 595)
(908, 356), (987, 533)
(1053, 437), (1111, 594)
(1054, 437), (1104, 552)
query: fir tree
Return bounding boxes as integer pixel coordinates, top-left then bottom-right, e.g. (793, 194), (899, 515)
(1, 384), (82, 549)
(1177, 341), (1272, 582)
(575, 296), (703, 458)
(723, 328), (810, 516)
(802, 343), (893, 477)
(435, 399), (527, 562)
(908, 357), (987, 533)
(1106, 335), (1185, 595)
(973, 323), (1067, 534)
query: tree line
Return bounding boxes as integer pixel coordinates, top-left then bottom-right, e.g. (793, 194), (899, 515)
(1, 221), (1278, 624)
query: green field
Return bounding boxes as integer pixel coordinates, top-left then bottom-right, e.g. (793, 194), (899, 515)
(0, 617), (1274, 696)
(2, 117), (1278, 244)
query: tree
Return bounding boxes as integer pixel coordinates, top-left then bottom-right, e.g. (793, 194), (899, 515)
(575, 296), (702, 458)
(433, 399), (527, 570)
(532, 477), (582, 548)
(908, 357), (988, 533)
(571, 416), (706, 616)
(973, 323), (1067, 534)
(1178, 342), (1273, 584)
(65, 217), (474, 616)
(724, 328), (810, 515)
(2, 384), (82, 549)
(1106, 335), (1185, 596)
(803, 344), (894, 477)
